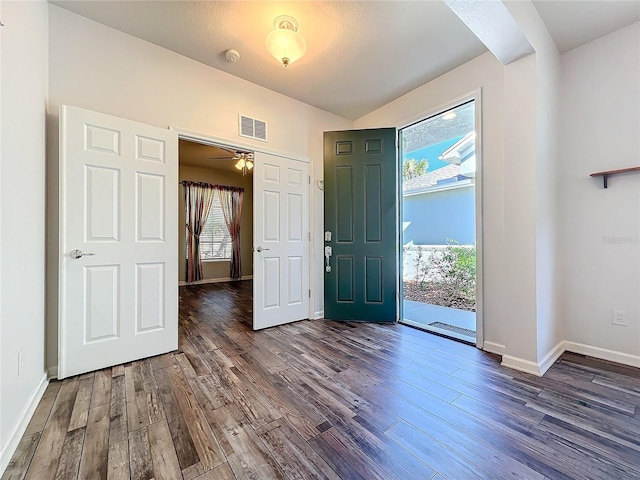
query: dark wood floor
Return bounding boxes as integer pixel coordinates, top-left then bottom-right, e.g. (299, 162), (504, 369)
(4, 280), (640, 480)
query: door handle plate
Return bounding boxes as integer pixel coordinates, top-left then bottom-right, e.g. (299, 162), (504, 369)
(70, 249), (96, 259)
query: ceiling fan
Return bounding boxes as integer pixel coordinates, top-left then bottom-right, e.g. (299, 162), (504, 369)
(208, 147), (254, 176)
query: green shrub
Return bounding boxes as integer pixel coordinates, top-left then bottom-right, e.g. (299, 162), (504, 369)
(416, 240), (476, 301)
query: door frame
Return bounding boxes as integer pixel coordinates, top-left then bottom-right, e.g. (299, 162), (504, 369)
(170, 128), (315, 321)
(395, 89), (484, 349)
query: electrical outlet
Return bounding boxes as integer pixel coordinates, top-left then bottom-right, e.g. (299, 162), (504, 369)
(612, 309), (627, 326)
(18, 349), (24, 376)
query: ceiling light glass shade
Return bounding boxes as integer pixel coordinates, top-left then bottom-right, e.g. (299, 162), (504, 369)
(266, 16), (306, 67)
(235, 158), (254, 174)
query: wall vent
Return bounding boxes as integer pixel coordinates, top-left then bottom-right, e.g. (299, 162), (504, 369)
(239, 115), (268, 142)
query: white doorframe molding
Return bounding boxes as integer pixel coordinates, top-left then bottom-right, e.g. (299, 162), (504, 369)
(172, 128), (316, 321)
(396, 88), (485, 349)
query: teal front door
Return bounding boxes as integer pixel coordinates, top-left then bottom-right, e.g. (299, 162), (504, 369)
(324, 128), (398, 322)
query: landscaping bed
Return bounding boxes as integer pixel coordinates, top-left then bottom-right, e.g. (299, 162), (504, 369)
(403, 280), (476, 312)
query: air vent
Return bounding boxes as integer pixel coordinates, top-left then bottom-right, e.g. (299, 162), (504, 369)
(239, 115), (268, 142)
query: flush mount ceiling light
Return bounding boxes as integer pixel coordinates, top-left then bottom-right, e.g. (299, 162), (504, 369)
(442, 111), (457, 121)
(265, 15), (306, 67)
(234, 152), (254, 176)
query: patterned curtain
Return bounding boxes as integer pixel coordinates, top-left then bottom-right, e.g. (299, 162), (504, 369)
(182, 181), (216, 283)
(218, 186), (244, 279)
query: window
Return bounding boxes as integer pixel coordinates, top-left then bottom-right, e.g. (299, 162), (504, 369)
(188, 194), (231, 261)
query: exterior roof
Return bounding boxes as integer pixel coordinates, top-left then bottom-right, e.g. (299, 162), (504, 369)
(402, 164), (463, 194)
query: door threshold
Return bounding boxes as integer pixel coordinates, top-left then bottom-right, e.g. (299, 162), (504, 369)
(399, 318), (476, 346)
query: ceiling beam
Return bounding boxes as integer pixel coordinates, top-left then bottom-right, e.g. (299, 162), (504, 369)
(443, 0), (534, 65)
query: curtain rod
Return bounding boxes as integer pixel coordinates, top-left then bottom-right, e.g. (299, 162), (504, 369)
(179, 180), (244, 192)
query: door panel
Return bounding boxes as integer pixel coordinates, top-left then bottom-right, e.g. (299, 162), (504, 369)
(59, 105), (178, 379)
(324, 128), (398, 322)
(253, 152), (309, 330)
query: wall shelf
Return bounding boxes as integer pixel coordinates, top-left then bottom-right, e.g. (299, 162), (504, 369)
(590, 166), (640, 188)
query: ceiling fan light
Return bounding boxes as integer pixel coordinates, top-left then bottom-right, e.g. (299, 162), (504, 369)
(247, 160), (254, 170)
(266, 16), (306, 67)
(235, 160), (244, 170)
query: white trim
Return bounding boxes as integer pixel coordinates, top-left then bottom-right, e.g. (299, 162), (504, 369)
(500, 340), (640, 377)
(313, 310), (324, 320)
(501, 354), (544, 376)
(171, 127), (308, 163)
(539, 341), (566, 375)
(57, 105), (69, 378)
(483, 341), (505, 355)
(564, 341), (640, 369)
(472, 88), (485, 350)
(502, 341), (564, 376)
(0, 373), (49, 475)
(397, 89), (485, 350)
(179, 275), (253, 286)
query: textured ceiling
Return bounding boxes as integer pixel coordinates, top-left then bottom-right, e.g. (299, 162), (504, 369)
(179, 139), (253, 174)
(50, 0), (487, 120)
(50, 1), (639, 120)
(532, 0), (640, 53)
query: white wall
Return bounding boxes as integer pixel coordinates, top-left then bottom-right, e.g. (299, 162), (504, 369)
(46, 5), (352, 369)
(502, 0), (563, 370)
(355, 52), (507, 351)
(501, 53), (539, 363)
(0, 0), (49, 469)
(559, 22), (640, 363)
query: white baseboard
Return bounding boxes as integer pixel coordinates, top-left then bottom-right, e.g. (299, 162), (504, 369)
(501, 355), (545, 376)
(0, 373), (49, 475)
(501, 341), (564, 377)
(482, 341), (505, 355)
(179, 275), (253, 286)
(501, 340), (640, 377)
(564, 341), (640, 368)
(313, 310), (324, 320)
(538, 341), (566, 375)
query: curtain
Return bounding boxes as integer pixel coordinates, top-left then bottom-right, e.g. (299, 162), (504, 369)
(182, 181), (216, 283)
(218, 186), (244, 279)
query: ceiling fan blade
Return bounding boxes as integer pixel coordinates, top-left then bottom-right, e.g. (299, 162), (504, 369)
(207, 155), (234, 160)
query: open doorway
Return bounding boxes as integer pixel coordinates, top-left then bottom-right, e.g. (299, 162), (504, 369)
(178, 139), (254, 324)
(399, 100), (477, 343)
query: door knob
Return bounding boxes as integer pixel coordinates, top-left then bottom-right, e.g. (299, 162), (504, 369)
(70, 249), (96, 259)
(255, 246), (270, 252)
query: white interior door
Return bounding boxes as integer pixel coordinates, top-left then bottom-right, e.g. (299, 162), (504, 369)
(253, 152), (309, 330)
(58, 105), (178, 379)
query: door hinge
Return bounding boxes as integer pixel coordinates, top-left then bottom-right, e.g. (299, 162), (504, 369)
(309, 175), (311, 185)
(309, 289), (311, 298)
(309, 231), (312, 241)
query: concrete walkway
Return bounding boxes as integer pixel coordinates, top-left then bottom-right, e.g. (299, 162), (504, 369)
(403, 300), (476, 342)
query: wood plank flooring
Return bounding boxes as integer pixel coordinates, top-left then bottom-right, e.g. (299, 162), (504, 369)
(4, 280), (640, 479)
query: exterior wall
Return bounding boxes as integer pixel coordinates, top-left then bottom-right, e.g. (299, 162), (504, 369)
(403, 185), (475, 245)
